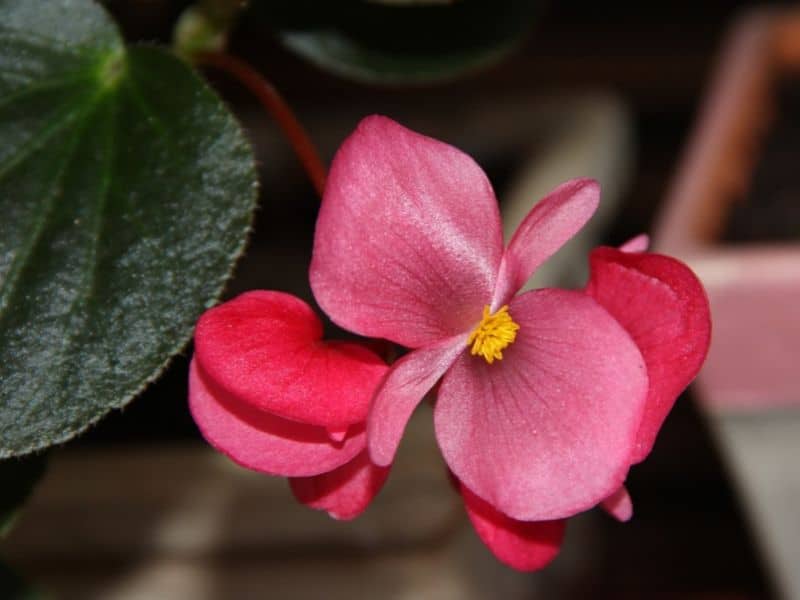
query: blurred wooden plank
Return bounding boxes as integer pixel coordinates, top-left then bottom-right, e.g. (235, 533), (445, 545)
(12, 529), (542, 600)
(4, 409), (460, 561)
(3, 408), (547, 599)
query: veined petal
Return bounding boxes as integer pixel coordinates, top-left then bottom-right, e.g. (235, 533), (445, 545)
(311, 116), (503, 348)
(586, 247), (711, 463)
(600, 486), (633, 522)
(194, 291), (388, 429)
(289, 451), (391, 520)
(188, 359), (365, 477)
(368, 335), (467, 466)
(492, 178), (599, 308)
(435, 289), (648, 521)
(461, 482), (565, 572)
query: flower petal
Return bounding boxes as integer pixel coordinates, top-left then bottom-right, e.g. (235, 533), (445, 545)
(586, 247), (711, 463)
(289, 451), (391, 520)
(188, 359), (365, 477)
(194, 291), (388, 429)
(367, 335), (467, 467)
(619, 233), (650, 253)
(492, 178), (600, 308)
(311, 115), (503, 348)
(461, 482), (565, 572)
(600, 486), (633, 522)
(435, 289), (648, 521)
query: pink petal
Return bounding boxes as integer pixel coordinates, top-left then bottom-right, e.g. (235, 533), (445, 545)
(289, 451), (391, 520)
(435, 289), (648, 521)
(619, 233), (650, 253)
(586, 247), (711, 463)
(188, 359), (365, 477)
(310, 115), (503, 348)
(368, 335), (467, 467)
(491, 178), (600, 308)
(600, 486), (633, 522)
(327, 427), (348, 443)
(194, 291), (388, 429)
(461, 482), (565, 572)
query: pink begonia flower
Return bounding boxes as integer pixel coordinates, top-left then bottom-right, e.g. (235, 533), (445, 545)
(447, 234), (711, 569)
(310, 116), (710, 568)
(189, 290), (391, 519)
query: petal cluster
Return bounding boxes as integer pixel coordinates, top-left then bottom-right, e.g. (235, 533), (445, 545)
(189, 291), (390, 519)
(311, 116), (710, 567)
(189, 116), (711, 569)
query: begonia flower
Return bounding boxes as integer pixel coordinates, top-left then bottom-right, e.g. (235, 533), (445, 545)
(448, 233), (710, 569)
(310, 116), (710, 567)
(188, 114), (710, 569)
(189, 290), (391, 519)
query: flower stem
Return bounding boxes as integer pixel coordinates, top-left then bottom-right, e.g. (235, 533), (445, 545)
(195, 52), (327, 198)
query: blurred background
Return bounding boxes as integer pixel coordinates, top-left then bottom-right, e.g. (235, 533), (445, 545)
(4, 1), (800, 598)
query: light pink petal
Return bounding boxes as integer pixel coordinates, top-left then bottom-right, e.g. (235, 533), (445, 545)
(586, 247), (711, 463)
(188, 359), (365, 477)
(491, 178), (600, 308)
(310, 115), (503, 348)
(600, 486), (633, 522)
(327, 427), (348, 443)
(461, 483), (565, 572)
(435, 289), (648, 521)
(194, 291), (388, 429)
(289, 451), (391, 520)
(619, 233), (650, 253)
(368, 335), (467, 467)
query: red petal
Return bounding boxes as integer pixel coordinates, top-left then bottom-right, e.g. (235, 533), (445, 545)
(310, 116), (503, 348)
(194, 291), (388, 429)
(461, 483), (565, 572)
(367, 335), (467, 466)
(600, 486), (633, 522)
(435, 289), (648, 521)
(289, 451), (391, 520)
(586, 247), (711, 463)
(188, 359), (365, 477)
(492, 178), (599, 308)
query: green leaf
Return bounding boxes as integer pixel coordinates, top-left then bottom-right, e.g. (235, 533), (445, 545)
(0, 0), (258, 456)
(248, 0), (540, 85)
(1, 454), (46, 537)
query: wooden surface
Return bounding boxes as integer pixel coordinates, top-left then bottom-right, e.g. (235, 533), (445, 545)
(5, 411), (530, 599)
(5, 410), (460, 561)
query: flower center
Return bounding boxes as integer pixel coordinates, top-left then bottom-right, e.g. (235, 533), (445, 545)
(467, 305), (519, 364)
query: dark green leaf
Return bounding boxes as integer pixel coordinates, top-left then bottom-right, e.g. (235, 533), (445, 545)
(248, 0), (540, 85)
(0, 0), (258, 456)
(0, 454), (46, 537)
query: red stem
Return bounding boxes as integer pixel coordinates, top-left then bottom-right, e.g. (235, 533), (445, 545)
(196, 52), (327, 198)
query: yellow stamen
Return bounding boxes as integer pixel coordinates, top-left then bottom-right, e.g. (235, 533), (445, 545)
(467, 305), (520, 364)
